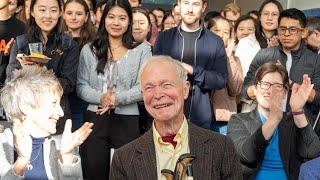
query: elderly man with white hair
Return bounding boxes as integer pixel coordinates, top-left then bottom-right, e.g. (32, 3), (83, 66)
(0, 66), (93, 179)
(109, 55), (241, 180)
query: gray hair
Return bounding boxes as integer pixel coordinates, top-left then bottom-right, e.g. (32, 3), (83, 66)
(1, 66), (63, 122)
(139, 55), (188, 84)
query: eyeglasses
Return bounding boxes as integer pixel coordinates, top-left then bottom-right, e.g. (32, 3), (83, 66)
(278, 26), (303, 35)
(258, 81), (285, 91)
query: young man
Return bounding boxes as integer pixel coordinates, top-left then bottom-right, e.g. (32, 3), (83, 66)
(109, 56), (241, 179)
(243, 8), (320, 134)
(0, 0), (25, 85)
(153, 0), (228, 130)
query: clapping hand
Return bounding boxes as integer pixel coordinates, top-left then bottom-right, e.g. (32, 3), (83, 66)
(290, 74), (314, 112)
(226, 39), (235, 58)
(268, 88), (285, 124)
(181, 62), (193, 75)
(97, 90), (116, 115)
(12, 119), (32, 175)
(60, 119), (93, 164)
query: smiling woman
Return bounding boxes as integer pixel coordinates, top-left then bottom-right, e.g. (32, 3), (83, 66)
(6, 0), (80, 135)
(0, 66), (93, 179)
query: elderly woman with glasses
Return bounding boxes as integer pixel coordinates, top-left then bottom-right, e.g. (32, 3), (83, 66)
(0, 66), (93, 179)
(227, 62), (320, 180)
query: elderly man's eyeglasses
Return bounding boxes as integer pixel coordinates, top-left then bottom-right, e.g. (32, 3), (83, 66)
(278, 26), (303, 35)
(258, 81), (285, 90)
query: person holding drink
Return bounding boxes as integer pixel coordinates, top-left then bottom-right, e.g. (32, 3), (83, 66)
(76, 0), (151, 179)
(6, 0), (79, 135)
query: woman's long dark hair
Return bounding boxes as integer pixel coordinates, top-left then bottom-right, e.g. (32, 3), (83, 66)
(27, 0), (63, 55)
(90, 0), (136, 74)
(63, 0), (95, 49)
(234, 15), (265, 47)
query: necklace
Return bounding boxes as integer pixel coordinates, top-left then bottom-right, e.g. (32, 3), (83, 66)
(26, 146), (42, 171)
(110, 45), (122, 52)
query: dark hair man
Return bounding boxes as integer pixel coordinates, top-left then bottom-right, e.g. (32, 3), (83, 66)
(153, 0), (228, 130)
(243, 8), (320, 135)
(110, 56), (241, 179)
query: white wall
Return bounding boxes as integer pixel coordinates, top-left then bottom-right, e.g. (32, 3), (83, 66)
(288, 0), (320, 10)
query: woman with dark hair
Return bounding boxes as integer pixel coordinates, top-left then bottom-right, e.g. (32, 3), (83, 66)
(132, 7), (151, 43)
(6, 0), (79, 135)
(234, 15), (264, 78)
(208, 16), (243, 135)
(63, 0), (95, 49)
(227, 62), (320, 179)
(76, 0), (151, 179)
(163, 13), (177, 31)
(258, 0), (283, 48)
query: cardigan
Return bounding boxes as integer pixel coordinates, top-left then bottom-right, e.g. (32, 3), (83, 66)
(77, 42), (152, 115)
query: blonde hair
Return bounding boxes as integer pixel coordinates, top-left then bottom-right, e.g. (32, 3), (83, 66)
(222, 3), (241, 16)
(0, 66), (63, 121)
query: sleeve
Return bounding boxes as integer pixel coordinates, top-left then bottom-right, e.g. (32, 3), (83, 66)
(226, 55), (244, 97)
(57, 42), (79, 95)
(115, 45), (152, 106)
(76, 45), (103, 104)
(58, 155), (83, 179)
(109, 150), (127, 180)
(242, 49), (267, 99)
(1, 168), (24, 180)
(311, 55), (320, 106)
(152, 32), (163, 55)
(221, 136), (242, 180)
(193, 39), (228, 90)
(296, 124), (320, 159)
(227, 114), (269, 165)
(5, 40), (22, 82)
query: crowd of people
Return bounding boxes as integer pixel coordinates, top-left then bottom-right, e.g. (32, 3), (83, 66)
(0, 0), (320, 179)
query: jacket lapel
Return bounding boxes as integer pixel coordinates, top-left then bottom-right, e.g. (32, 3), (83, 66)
(132, 129), (158, 179)
(188, 123), (211, 179)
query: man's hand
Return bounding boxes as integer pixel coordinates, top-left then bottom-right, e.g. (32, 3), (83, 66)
(226, 39), (235, 57)
(290, 74), (314, 112)
(181, 62), (193, 75)
(60, 119), (93, 164)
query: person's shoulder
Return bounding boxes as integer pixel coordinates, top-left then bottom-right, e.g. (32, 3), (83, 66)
(114, 131), (151, 155)
(133, 41), (152, 52)
(189, 123), (227, 142)
(158, 27), (179, 39)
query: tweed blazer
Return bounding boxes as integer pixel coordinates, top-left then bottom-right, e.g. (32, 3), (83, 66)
(227, 109), (320, 180)
(109, 122), (242, 180)
(0, 128), (83, 180)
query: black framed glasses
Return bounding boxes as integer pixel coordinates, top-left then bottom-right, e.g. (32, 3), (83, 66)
(258, 81), (285, 90)
(278, 26), (303, 35)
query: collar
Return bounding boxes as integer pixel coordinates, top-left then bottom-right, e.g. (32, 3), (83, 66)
(152, 117), (188, 146)
(177, 20), (205, 37)
(278, 40), (306, 58)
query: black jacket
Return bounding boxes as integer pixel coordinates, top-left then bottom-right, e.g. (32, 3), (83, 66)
(153, 26), (228, 129)
(6, 33), (79, 133)
(227, 108), (320, 180)
(243, 42), (320, 129)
